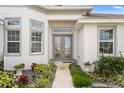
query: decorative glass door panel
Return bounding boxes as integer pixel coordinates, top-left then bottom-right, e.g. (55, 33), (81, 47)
(64, 36), (72, 58)
(53, 35), (72, 59)
(54, 36), (62, 58)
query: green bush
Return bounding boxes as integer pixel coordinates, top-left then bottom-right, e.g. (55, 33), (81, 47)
(69, 64), (82, 75)
(94, 56), (124, 81)
(0, 71), (16, 88)
(28, 77), (49, 88)
(28, 62), (57, 88)
(33, 62), (56, 79)
(69, 64), (90, 78)
(73, 74), (92, 87)
(69, 64), (92, 87)
(0, 58), (4, 71)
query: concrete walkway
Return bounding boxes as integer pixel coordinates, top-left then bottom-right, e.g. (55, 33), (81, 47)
(52, 62), (74, 88)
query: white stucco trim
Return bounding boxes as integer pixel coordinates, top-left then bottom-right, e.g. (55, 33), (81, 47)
(36, 5), (93, 11)
(77, 19), (124, 24)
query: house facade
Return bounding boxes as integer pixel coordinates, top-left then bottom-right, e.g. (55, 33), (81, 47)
(0, 5), (124, 70)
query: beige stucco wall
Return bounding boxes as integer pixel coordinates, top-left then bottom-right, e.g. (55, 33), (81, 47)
(76, 24), (98, 69)
(117, 24), (124, 56)
(83, 24), (98, 62)
(76, 27), (84, 67)
(76, 23), (124, 68)
(0, 25), (3, 56)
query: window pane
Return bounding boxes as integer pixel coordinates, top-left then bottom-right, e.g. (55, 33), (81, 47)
(31, 32), (42, 42)
(100, 42), (113, 54)
(31, 31), (42, 53)
(100, 29), (113, 40)
(31, 43), (41, 52)
(7, 30), (20, 41)
(7, 19), (20, 25)
(31, 21), (42, 29)
(7, 42), (20, 53)
(54, 28), (72, 33)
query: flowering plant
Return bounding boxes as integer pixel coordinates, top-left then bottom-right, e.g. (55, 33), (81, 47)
(17, 75), (28, 87)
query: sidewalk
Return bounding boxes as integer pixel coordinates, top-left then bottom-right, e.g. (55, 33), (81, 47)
(52, 63), (74, 88)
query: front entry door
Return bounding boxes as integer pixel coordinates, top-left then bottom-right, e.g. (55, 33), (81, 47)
(53, 35), (72, 59)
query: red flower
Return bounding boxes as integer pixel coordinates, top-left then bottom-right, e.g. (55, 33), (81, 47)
(17, 75), (28, 86)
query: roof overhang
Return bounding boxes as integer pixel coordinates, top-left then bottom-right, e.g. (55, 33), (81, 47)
(75, 18), (124, 31)
(36, 5), (93, 11)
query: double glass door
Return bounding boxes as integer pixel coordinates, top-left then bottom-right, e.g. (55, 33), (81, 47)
(53, 35), (72, 59)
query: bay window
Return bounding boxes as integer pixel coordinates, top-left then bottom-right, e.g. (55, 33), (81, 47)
(30, 20), (44, 54)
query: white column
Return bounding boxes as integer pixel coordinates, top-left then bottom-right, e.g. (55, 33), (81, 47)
(73, 28), (77, 59)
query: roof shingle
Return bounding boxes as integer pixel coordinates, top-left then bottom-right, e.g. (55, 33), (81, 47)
(81, 13), (124, 19)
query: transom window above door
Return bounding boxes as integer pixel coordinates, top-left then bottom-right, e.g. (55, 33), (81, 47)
(53, 27), (73, 34)
(98, 28), (115, 55)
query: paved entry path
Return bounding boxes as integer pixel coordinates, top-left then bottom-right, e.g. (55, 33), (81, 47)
(52, 62), (74, 88)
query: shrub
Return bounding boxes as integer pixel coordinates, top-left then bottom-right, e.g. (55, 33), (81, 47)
(69, 64), (92, 87)
(94, 56), (124, 81)
(28, 62), (57, 88)
(73, 74), (92, 87)
(69, 64), (90, 78)
(48, 62), (57, 72)
(0, 71), (16, 88)
(0, 60), (4, 71)
(31, 63), (38, 71)
(28, 77), (49, 88)
(69, 64), (83, 75)
(16, 75), (29, 87)
(33, 64), (52, 80)
(108, 71), (124, 87)
(33, 63), (56, 78)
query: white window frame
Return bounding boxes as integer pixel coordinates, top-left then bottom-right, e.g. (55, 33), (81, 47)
(30, 20), (44, 55)
(4, 18), (21, 56)
(98, 27), (115, 56)
(5, 18), (21, 30)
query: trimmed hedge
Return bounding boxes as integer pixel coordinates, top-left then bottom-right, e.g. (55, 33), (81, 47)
(69, 64), (92, 87)
(73, 74), (92, 87)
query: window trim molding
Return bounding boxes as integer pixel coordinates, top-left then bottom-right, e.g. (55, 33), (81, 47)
(5, 18), (21, 30)
(29, 19), (44, 55)
(97, 27), (116, 56)
(3, 17), (22, 56)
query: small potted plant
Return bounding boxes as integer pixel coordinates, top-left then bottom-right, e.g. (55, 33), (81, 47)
(83, 61), (91, 72)
(14, 63), (25, 76)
